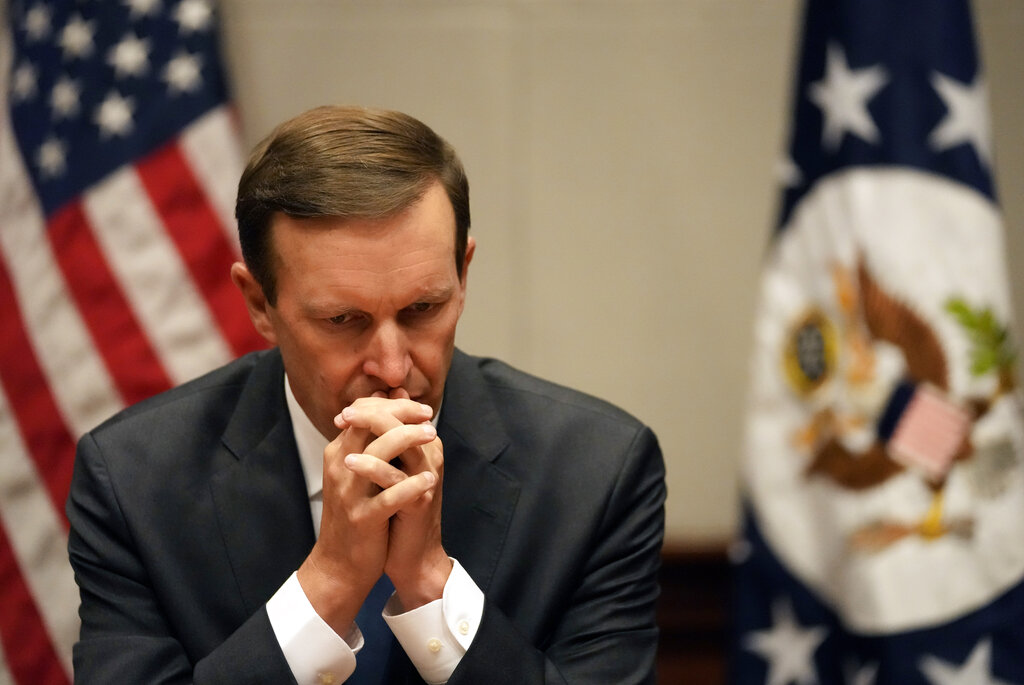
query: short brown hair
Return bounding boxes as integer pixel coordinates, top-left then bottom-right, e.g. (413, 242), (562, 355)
(235, 105), (471, 304)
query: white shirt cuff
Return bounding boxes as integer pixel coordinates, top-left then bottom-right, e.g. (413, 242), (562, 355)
(382, 559), (484, 685)
(266, 572), (359, 685)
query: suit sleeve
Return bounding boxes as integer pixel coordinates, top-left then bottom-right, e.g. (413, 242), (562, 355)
(67, 432), (298, 685)
(448, 426), (666, 685)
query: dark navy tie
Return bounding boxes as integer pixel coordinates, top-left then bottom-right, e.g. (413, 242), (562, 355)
(347, 574), (395, 684)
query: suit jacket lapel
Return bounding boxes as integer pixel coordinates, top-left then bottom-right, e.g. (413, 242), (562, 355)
(438, 350), (521, 593)
(211, 350), (315, 614)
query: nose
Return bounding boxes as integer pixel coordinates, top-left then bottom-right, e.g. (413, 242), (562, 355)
(362, 320), (413, 389)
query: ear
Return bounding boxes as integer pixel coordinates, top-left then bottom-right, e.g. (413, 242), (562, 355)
(460, 236), (476, 282)
(230, 262), (278, 345)
(456, 236), (476, 316)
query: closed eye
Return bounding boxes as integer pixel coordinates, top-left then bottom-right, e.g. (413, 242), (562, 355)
(399, 301), (445, 322)
(326, 311), (364, 326)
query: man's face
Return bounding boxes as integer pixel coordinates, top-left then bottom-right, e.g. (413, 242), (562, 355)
(236, 181), (474, 440)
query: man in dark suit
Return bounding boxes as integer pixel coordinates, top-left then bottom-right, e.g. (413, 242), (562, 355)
(67, 105), (666, 684)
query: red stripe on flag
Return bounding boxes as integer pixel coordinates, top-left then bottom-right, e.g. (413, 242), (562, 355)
(0, 260), (75, 522)
(48, 202), (173, 405)
(0, 522), (70, 685)
(135, 141), (266, 358)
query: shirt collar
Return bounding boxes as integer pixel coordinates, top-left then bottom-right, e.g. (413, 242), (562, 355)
(283, 374), (441, 501)
(284, 375), (329, 501)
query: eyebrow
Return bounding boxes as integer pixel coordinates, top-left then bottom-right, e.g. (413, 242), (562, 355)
(301, 285), (456, 317)
(411, 285), (456, 303)
(301, 301), (361, 318)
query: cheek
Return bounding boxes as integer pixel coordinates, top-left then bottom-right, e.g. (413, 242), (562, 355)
(416, 318), (459, 370)
(285, 327), (354, 384)
(305, 354), (363, 413)
(314, 347), (362, 384)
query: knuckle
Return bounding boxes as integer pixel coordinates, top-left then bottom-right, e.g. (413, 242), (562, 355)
(324, 439), (343, 459)
(375, 489), (398, 511)
(323, 457), (346, 481)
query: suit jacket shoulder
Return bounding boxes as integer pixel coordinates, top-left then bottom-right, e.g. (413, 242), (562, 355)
(68, 349), (313, 682)
(442, 349), (649, 455)
(438, 350), (665, 684)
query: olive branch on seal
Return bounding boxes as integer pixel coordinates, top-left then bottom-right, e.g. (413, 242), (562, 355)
(945, 297), (1017, 395)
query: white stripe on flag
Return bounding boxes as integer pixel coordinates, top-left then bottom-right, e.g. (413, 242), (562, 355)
(179, 106), (245, 252)
(82, 168), (233, 385)
(0, 59), (123, 438)
(0, 647), (12, 685)
(0, 388), (78, 677)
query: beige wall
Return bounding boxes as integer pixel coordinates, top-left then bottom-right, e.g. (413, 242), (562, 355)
(218, 0), (1024, 545)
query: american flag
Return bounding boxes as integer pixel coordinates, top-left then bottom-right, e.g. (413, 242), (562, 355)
(0, 0), (264, 681)
(733, 0), (1024, 683)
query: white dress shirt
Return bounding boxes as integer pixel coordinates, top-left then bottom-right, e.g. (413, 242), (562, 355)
(266, 377), (484, 685)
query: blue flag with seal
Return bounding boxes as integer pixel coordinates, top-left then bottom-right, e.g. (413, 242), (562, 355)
(732, 1), (1024, 683)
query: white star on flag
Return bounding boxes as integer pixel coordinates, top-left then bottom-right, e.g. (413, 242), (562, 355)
(11, 61), (38, 102)
(808, 42), (889, 150)
(108, 33), (151, 78)
(919, 638), (1011, 685)
(174, 0), (213, 33)
(123, 0), (163, 19)
(94, 91), (136, 137)
(743, 599), (827, 685)
(776, 155), (803, 188)
(36, 137), (68, 178)
(60, 14), (96, 60)
(24, 4), (53, 41)
(846, 661), (879, 685)
(50, 75), (82, 119)
(928, 72), (992, 168)
(163, 51), (203, 94)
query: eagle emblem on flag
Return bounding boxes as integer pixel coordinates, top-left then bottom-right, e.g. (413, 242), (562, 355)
(747, 167), (1024, 635)
(780, 254), (1019, 552)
